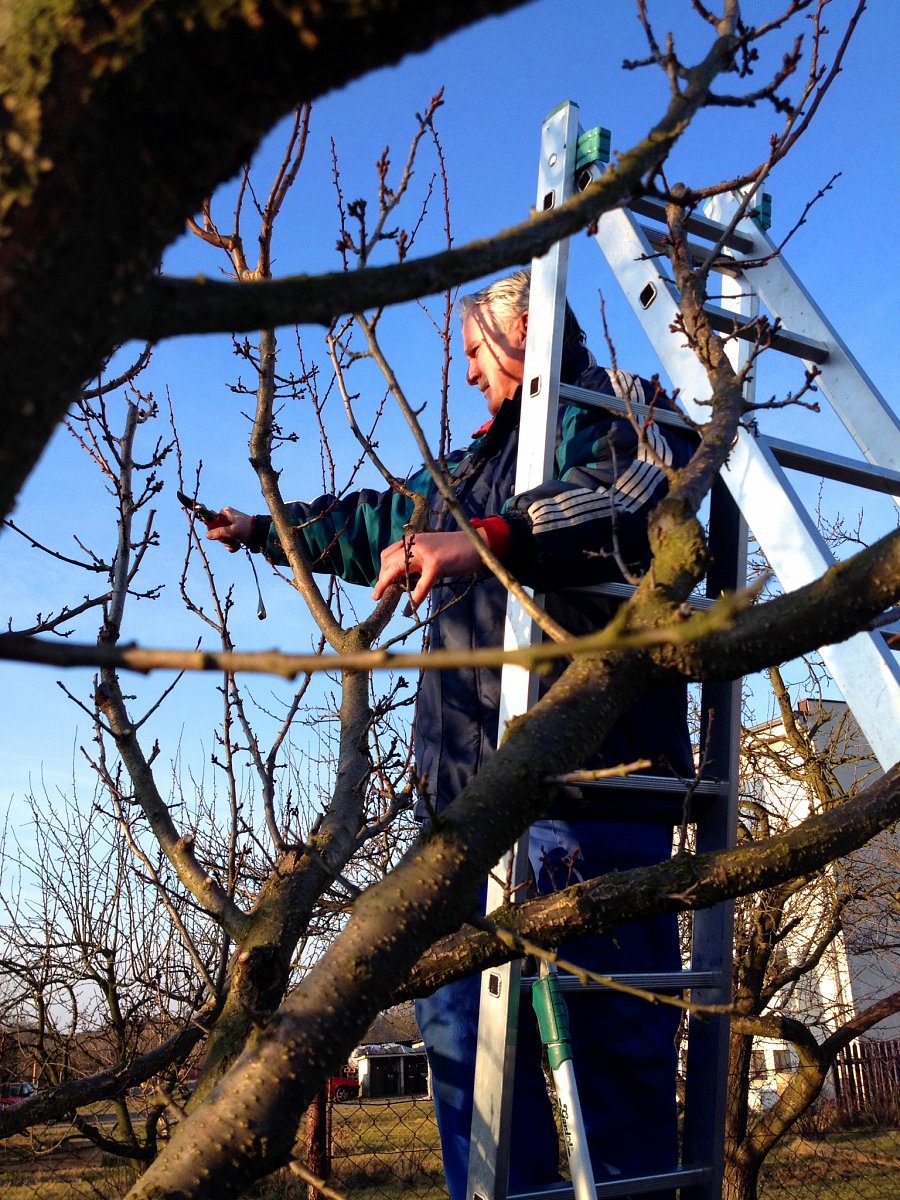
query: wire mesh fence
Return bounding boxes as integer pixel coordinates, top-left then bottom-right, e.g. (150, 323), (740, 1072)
(322, 1090), (900, 1200)
(756, 1123), (900, 1199)
(748, 1041), (900, 1200)
(1, 1081), (897, 1199)
(327, 1097), (448, 1200)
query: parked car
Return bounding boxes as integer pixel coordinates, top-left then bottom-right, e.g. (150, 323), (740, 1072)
(0, 1082), (35, 1105)
(327, 1072), (359, 1103)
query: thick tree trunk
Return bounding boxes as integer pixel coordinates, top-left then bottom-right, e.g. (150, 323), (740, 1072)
(722, 1156), (762, 1200)
(723, 1032), (760, 1200)
(0, 0), (529, 525)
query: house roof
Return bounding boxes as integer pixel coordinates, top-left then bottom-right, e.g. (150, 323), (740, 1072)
(359, 1001), (421, 1046)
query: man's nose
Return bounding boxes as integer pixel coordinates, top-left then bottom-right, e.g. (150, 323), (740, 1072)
(466, 361), (480, 387)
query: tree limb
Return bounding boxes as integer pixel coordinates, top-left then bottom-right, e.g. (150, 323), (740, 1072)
(0, 0), (534, 525)
(400, 761), (900, 997)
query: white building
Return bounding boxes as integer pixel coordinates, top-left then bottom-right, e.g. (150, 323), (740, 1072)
(741, 697), (900, 1112)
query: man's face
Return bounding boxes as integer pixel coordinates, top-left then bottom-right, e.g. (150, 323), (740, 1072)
(462, 306), (528, 416)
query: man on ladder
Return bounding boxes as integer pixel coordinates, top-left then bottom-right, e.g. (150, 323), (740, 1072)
(389, 270), (696, 1199)
(209, 269), (696, 1197)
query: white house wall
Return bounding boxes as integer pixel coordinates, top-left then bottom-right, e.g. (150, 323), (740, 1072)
(743, 699), (900, 1102)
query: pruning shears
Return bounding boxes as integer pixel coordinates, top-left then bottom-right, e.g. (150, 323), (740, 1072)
(177, 490), (267, 620)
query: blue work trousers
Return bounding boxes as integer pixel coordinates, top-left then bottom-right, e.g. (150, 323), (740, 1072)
(416, 817), (680, 1200)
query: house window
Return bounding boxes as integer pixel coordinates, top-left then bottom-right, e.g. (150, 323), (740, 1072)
(772, 1048), (793, 1072)
(750, 1049), (768, 1078)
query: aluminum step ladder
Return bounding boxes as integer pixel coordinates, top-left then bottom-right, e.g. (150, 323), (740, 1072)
(466, 100), (900, 1200)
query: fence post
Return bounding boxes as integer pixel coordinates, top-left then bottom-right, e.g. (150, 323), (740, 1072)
(305, 1088), (330, 1199)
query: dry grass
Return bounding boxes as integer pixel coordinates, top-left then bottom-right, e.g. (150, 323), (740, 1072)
(329, 1098), (446, 1198)
(1, 1102), (898, 1200)
(0, 1143), (138, 1200)
(759, 1127), (900, 1200)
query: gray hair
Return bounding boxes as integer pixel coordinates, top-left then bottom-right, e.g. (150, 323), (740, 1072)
(458, 269), (531, 329)
(458, 268), (585, 347)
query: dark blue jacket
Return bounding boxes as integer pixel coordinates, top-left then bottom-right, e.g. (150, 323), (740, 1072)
(259, 343), (696, 815)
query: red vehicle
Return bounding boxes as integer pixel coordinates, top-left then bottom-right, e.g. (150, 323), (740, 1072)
(327, 1071), (359, 1103)
(0, 1082), (35, 1105)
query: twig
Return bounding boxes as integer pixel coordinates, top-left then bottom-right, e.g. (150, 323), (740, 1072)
(547, 759), (652, 785)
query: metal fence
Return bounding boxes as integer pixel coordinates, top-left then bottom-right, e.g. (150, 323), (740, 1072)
(757, 1126), (900, 1200)
(327, 1096), (447, 1200)
(322, 1091), (900, 1200)
(2, 1090), (898, 1200)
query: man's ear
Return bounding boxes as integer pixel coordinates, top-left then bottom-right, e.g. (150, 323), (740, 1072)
(511, 311), (528, 348)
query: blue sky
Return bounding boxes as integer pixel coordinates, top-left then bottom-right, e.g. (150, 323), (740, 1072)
(2, 0), (898, 822)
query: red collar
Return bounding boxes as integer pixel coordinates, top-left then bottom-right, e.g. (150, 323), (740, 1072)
(471, 416), (494, 438)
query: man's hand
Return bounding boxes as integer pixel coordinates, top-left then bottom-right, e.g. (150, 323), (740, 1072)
(206, 507), (253, 553)
(373, 531), (487, 611)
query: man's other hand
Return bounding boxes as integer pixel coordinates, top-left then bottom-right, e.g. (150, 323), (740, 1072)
(373, 531), (486, 611)
(206, 507), (253, 553)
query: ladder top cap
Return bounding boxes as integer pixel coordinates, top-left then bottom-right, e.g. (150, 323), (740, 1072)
(544, 100), (579, 120)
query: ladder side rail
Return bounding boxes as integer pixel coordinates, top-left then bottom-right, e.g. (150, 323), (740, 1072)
(467, 99), (581, 1200)
(511, 104), (582, 500)
(720, 240), (900, 777)
(703, 196), (900, 482)
(591, 204), (900, 771)
(725, 429), (900, 771)
(590, 203), (740, 429)
(718, 241), (759, 401)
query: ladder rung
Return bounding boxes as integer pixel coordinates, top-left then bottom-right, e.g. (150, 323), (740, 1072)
(561, 380), (900, 505)
(521, 970), (723, 993)
(765, 435), (900, 495)
(640, 224), (743, 278)
(508, 1165), (714, 1200)
(559, 381), (691, 429)
(565, 578), (714, 611)
(703, 303), (830, 363)
(629, 194), (755, 253)
(605, 257), (829, 364)
(577, 773), (728, 797)
(627, 225), (828, 358)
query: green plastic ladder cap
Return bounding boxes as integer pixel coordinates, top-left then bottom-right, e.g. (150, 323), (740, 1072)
(545, 101), (579, 120)
(750, 192), (773, 231)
